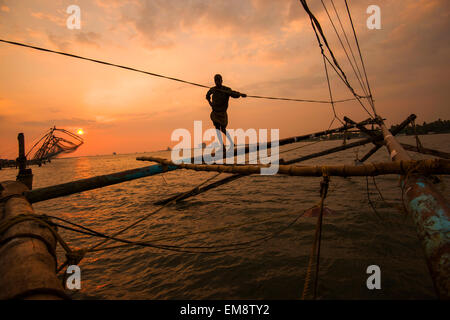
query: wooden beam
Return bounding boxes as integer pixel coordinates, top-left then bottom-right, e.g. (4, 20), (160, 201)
(345, 114), (416, 162)
(138, 156), (450, 177)
(0, 181), (67, 299)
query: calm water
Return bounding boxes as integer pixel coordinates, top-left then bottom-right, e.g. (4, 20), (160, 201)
(1, 134), (449, 300)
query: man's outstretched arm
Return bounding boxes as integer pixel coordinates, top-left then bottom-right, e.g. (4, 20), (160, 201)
(229, 89), (247, 99)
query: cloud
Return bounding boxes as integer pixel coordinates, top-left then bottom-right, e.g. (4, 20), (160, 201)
(75, 31), (102, 46)
(47, 33), (71, 50)
(46, 31), (103, 50)
(116, 0), (306, 48)
(19, 117), (98, 128)
(31, 11), (65, 27)
(242, 73), (328, 96)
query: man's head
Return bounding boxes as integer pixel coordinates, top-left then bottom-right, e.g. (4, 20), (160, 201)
(214, 74), (223, 87)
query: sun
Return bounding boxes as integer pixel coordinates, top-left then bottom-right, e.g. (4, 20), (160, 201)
(77, 129), (84, 135)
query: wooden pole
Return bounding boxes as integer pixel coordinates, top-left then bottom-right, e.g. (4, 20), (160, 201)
(16, 133), (33, 190)
(400, 143), (450, 160)
(345, 114), (416, 162)
(24, 163), (180, 204)
(0, 181), (67, 299)
(283, 134), (381, 165)
(151, 116), (418, 205)
(188, 118), (377, 164)
(24, 121), (375, 204)
(137, 156), (450, 177)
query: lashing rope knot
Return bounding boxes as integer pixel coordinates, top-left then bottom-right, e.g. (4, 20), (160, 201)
(320, 175), (330, 199)
(65, 249), (86, 266)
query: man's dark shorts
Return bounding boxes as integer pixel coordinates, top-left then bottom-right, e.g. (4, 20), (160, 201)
(210, 111), (228, 129)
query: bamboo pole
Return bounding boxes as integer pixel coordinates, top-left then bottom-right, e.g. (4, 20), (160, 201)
(151, 116), (417, 205)
(137, 156), (450, 177)
(378, 119), (450, 299)
(349, 118), (450, 160)
(24, 121), (375, 204)
(150, 127), (383, 204)
(282, 115), (418, 166)
(188, 118), (377, 163)
(0, 181), (67, 299)
(283, 134), (381, 165)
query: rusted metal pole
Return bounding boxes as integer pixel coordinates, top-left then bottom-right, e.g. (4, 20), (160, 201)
(378, 119), (450, 299)
(0, 181), (67, 299)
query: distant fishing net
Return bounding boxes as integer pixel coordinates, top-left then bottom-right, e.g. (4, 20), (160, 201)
(27, 127), (84, 162)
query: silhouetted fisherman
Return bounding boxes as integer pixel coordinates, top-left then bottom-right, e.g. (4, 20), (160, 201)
(206, 74), (246, 149)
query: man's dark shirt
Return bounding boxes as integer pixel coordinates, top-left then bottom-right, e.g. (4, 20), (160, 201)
(206, 86), (241, 113)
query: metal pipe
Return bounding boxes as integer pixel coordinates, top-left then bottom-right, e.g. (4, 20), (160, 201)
(378, 119), (450, 299)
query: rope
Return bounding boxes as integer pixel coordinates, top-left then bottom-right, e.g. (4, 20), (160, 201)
(0, 212), (85, 275)
(88, 172), (223, 251)
(298, 0), (375, 119)
(321, 0), (370, 100)
(343, 0), (377, 115)
(411, 120), (424, 152)
(245, 94), (355, 104)
(366, 175), (385, 221)
(322, 50), (345, 127)
(301, 175), (329, 300)
(87, 211), (298, 253)
(0, 39), (358, 105)
(46, 208), (307, 254)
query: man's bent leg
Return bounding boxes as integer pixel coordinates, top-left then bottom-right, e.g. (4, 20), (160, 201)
(214, 124), (225, 148)
(222, 127), (234, 151)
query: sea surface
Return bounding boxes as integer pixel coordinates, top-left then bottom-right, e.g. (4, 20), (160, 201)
(1, 133), (449, 300)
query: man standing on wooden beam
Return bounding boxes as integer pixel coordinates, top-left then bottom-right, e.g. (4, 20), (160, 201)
(206, 74), (246, 151)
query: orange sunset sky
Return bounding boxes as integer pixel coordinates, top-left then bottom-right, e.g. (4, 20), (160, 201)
(0, 0), (449, 158)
